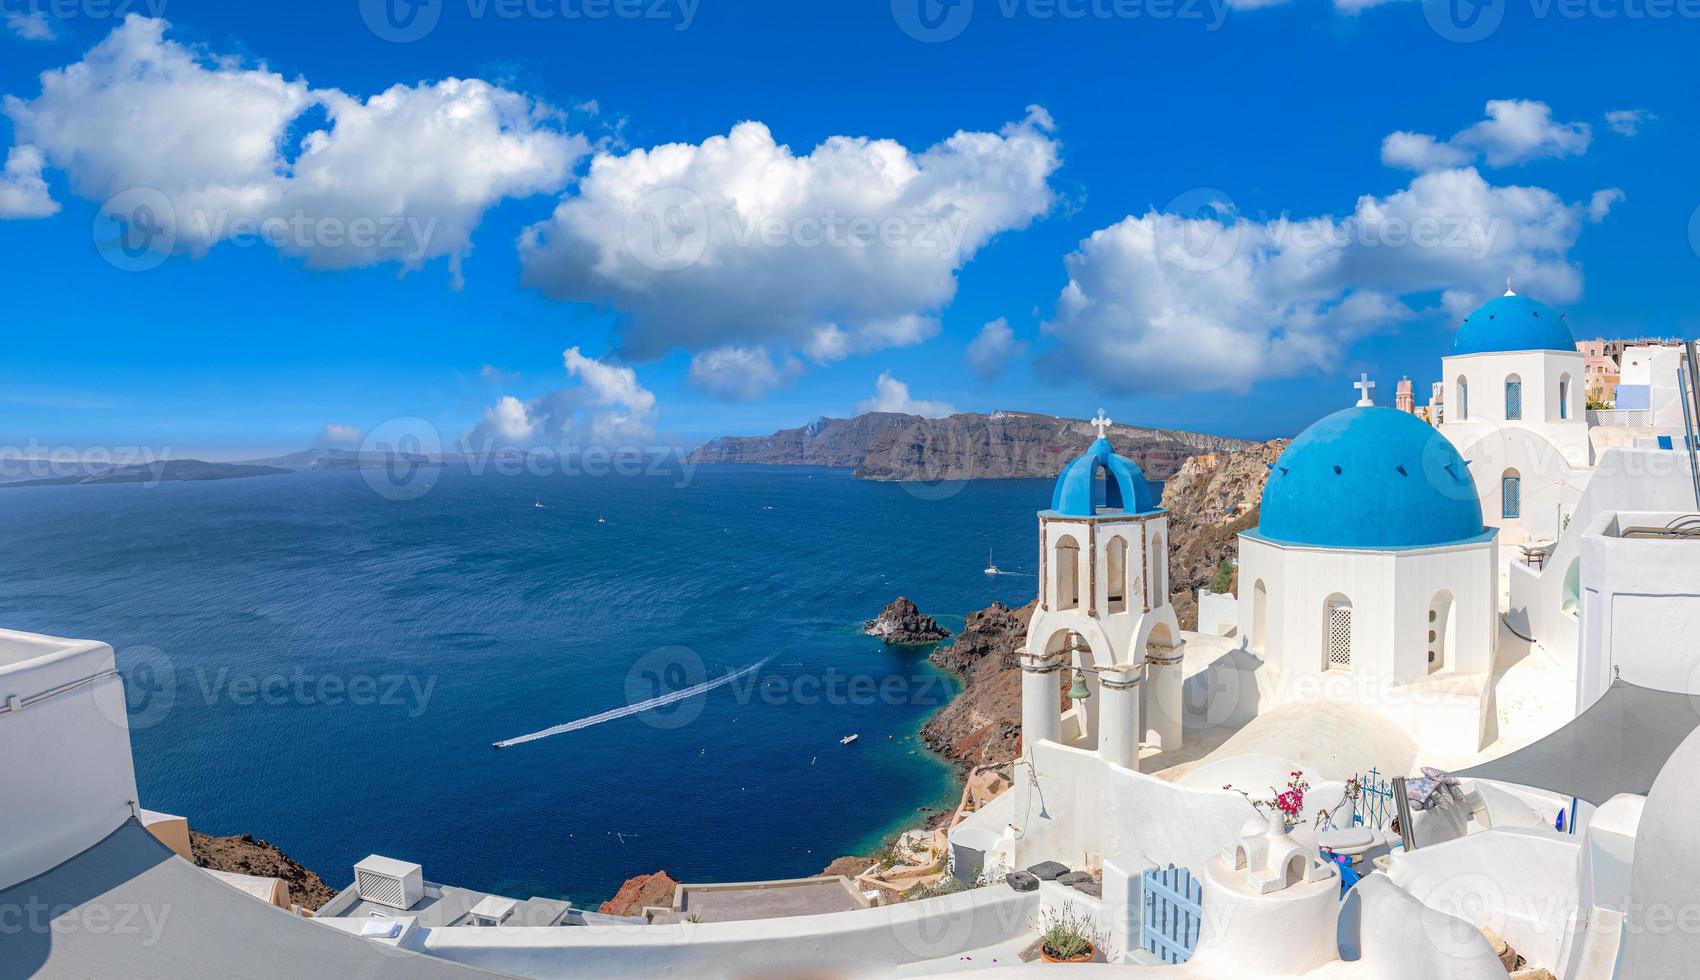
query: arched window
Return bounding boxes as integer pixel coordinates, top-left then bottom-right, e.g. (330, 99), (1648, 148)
(1457, 376), (1469, 421)
(1324, 594), (1353, 672)
(1561, 559), (1581, 617)
(1150, 531), (1167, 608)
(1251, 579), (1268, 654)
(1054, 535), (1080, 610)
(1505, 374), (1523, 420)
(1428, 591), (1455, 675)
(1502, 469), (1522, 520)
(1106, 537), (1128, 614)
(1559, 373), (1571, 420)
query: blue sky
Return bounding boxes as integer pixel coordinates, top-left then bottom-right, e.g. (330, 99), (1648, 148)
(0, 0), (1695, 458)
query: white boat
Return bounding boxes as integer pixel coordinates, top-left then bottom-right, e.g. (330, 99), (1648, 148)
(840, 734), (859, 745)
(984, 548), (1001, 576)
(597, 515), (606, 524)
(534, 500), (544, 509)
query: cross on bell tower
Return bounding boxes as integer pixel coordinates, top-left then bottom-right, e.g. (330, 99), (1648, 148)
(1091, 408), (1114, 440)
(1354, 374), (1376, 407)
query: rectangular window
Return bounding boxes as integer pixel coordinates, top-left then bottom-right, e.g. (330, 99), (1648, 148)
(1560, 380), (1570, 419)
(1502, 476), (1521, 519)
(1505, 381), (1522, 420)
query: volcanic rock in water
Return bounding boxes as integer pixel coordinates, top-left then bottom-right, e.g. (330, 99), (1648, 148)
(865, 597), (949, 644)
(599, 870), (680, 916)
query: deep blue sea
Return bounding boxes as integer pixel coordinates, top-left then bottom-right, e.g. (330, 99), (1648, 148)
(0, 464), (1059, 903)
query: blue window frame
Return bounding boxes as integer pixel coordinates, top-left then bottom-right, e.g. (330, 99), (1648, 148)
(1505, 380), (1522, 420)
(1502, 475), (1521, 519)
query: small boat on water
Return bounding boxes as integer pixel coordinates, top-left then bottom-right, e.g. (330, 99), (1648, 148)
(840, 734), (859, 745)
(596, 515), (607, 524)
(984, 548), (1001, 576)
(534, 499), (544, 509)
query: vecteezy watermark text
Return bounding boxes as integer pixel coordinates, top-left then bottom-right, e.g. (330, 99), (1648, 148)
(891, 0), (1230, 43)
(359, 0), (699, 42)
(1, 0), (169, 22)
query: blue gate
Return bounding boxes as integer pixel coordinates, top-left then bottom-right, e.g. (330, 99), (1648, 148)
(1142, 865), (1202, 964)
(1352, 769), (1397, 830)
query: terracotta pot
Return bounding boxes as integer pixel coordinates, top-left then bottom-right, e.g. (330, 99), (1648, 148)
(1039, 942), (1094, 964)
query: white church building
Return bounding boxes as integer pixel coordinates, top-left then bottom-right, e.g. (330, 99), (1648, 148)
(1236, 402), (1500, 757)
(1437, 289), (1592, 550)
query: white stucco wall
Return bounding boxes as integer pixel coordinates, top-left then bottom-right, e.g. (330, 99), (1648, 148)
(414, 886), (1041, 979)
(1012, 741), (1256, 877)
(1386, 828), (1581, 970)
(0, 629), (140, 891)
(1504, 447), (1700, 702)
(1620, 724), (1700, 978)
(1237, 535), (1496, 689)
(1195, 590), (1238, 637)
(1576, 511), (1700, 710)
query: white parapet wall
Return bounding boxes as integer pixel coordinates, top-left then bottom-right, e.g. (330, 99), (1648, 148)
(1507, 446), (1699, 686)
(0, 629), (140, 890)
(1194, 590), (1238, 637)
(1385, 827), (1581, 971)
(1576, 510), (1700, 710)
(1013, 741), (1255, 877)
(413, 886), (1041, 979)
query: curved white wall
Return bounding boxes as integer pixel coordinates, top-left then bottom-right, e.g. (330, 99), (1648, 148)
(0, 630), (139, 890)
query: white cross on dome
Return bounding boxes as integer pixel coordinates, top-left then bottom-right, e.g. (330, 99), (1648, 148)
(1091, 409), (1114, 439)
(1354, 374), (1375, 407)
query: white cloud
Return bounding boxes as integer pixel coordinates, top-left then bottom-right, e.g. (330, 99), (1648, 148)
(4, 16), (584, 281)
(856, 371), (955, 418)
(478, 396), (543, 443)
(517, 108), (1061, 367)
(315, 423), (365, 449)
(688, 346), (801, 401)
(1382, 100), (1591, 172)
(1587, 188), (1624, 223)
(0, 145), (57, 218)
(5, 11), (56, 40)
(1041, 167), (1612, 395)
(464, 348), (660, 449)
(1379, 132), (1473, 172)
(964, 318), (1028, 380)
(1604, 108), (1654, 137)
(285, 80), (586, 285)
(480, 364), (520, 384)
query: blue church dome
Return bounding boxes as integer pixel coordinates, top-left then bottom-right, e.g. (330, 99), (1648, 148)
(1049, 438), (1159, 517)
(1256, 407), (1485, 549)
(1451, 292), (1575, 356)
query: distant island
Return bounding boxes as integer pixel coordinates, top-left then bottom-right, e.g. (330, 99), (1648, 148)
(0, 459), (291, 488)
(687, 410), (1253, 482)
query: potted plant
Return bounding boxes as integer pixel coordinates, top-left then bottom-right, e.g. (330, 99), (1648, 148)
(1036, 903), (1101, 964)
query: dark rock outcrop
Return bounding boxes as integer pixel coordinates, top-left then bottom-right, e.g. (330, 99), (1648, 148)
(690, 411), (1252, 483)
(598, 871), (680, 916)
(189, 831), (338, 910)
(921, 600), (1035, 771)
(865, 597), (949, 644)
(818, 855), (875, 879)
